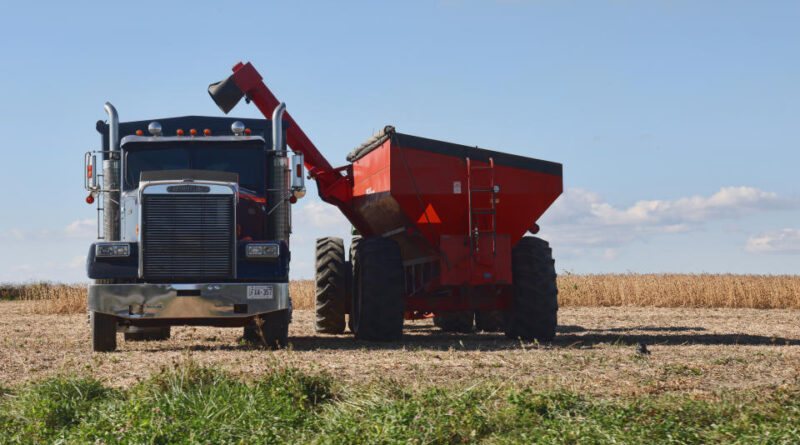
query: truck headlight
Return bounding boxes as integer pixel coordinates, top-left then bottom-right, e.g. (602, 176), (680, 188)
(246, 243), (280, 258)
(96, 243), (130, 257)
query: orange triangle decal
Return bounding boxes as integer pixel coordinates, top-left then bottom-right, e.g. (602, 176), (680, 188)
(417, 204), (441, 224)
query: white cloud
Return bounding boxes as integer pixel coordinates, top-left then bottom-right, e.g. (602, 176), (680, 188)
(287, 200), (353, 278)
(67, 255), (86, 269)
(0, 227), (52, 241)
(0, 228), (26, 241)
(602, 248), (618, 260)
(0, 219), (94, 242)
(539, 186), (799, 251)
(63, 219), (96, 239)
(545, 186), (794, 227)
(294, 201), (349, 229)
(745, 229), (800, 254)
(11, 264), (32, 272)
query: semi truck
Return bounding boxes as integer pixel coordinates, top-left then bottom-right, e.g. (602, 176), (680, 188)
(84, 102), (306, 351)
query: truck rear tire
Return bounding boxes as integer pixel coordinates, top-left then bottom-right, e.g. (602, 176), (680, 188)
(350, 237), (404, 341)
(245, 310), (290, 349)
(315, 237), (347, 334)
(475, 310), (505, 332)
(434, 311), (474, 333)
(91, 311), (117, 352)
(505, 237), (558, 342)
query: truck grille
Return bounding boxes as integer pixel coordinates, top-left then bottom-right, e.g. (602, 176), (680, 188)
(142, 194), (235, 279)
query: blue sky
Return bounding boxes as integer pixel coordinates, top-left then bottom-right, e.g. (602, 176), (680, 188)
(0, 1), (798, 283)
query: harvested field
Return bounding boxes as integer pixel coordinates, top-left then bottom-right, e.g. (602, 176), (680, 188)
(4, 274), (799, 316)
(1, 300), (798, 398)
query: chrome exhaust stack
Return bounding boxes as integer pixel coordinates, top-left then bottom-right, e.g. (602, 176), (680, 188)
(268, 103), (290, 243)
(103, 102), (120, 241)
(104, 102), (119, 154)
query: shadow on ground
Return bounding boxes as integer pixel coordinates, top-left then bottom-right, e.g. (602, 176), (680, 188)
(135, 324), (798, 353)
(286, 330), (797, 352)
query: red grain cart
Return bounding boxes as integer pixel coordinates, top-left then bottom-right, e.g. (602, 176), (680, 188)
(209, 62), (563, 342)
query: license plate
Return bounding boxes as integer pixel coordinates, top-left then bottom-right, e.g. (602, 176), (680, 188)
(247, 285), (273, 300)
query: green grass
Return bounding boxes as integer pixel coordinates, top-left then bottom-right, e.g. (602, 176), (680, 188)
(1, 363), (798, 444)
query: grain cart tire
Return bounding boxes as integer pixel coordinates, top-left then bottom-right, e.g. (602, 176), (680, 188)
(245, 310), (290, 349)
(344, 259), (353, 332)
(350, 237), (404, 341)
(349, 236), (362, 262)
(91, 312), (117, 352)
(124, 326), (171, 341)
(346, 237), (362, 334)
(315, 237), (347, 334)
(475, 310), (505, 332)
(505, 237), (558, 342)
(434, 311), (474, 333)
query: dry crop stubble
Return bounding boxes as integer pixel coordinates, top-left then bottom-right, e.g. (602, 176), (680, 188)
(3, 283), (86, 315)
(4, 274), (800, 316)
(558, 273), (800, 308)
(0, 300), (799, 396)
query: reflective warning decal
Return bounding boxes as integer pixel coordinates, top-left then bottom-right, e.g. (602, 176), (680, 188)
(417, 204), (441, 224)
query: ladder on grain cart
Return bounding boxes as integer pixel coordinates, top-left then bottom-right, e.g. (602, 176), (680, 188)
(466, 157), (497, 258)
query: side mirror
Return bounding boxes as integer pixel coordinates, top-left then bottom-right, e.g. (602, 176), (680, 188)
(291, 152), (306, 199)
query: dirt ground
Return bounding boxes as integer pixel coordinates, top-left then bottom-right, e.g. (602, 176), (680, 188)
(1, 301), (799, 397)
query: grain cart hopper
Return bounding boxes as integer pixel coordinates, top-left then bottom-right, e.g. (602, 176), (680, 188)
(209, 62), (563, 341)
(83, 103), (306, 351)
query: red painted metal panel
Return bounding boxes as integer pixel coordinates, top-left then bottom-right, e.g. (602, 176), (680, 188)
(352, 141), (392, 196)
(348, 136), (561, 298)
(384, 144), (562, 249)
(439, 235), (511, 286)
(405, 285), (512, 312)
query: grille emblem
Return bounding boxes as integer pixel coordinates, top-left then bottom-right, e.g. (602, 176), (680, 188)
(167, 185), (211, 193)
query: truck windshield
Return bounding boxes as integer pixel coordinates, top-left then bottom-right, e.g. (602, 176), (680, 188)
(123, 141), (265, 194)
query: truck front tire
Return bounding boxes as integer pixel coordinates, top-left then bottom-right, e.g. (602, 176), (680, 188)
(315, 237), (347, 334)
(245, 310), (290, 349)
(91, 311), (117, 352)
(505, 237), (558, 342)
(350, 237), (404, 341)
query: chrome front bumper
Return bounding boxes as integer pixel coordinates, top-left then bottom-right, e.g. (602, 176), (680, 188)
(88, 282), (290, 319)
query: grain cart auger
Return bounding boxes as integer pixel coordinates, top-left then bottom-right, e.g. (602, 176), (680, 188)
(209, 62), (564, 342)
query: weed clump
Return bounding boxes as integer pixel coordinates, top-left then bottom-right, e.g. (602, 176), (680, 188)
(2, 376), (114, 442)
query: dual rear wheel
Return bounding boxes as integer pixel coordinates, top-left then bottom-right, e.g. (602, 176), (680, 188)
(431, 237), (558, 341)
(505, 237), (558, 342)
(315, 236), (404, 341)
(313, 235), (558, 343)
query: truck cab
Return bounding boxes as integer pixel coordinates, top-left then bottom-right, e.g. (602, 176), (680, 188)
(84, 104), (305, 351)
